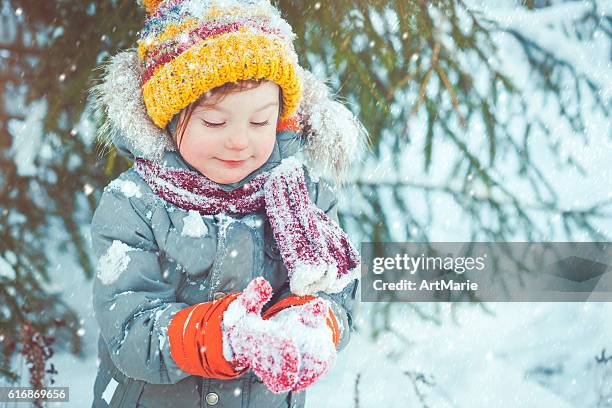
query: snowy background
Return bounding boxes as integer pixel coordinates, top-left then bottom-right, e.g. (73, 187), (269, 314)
(1, 0), (611, 407)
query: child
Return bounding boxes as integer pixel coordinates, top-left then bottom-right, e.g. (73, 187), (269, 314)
(89, 0), (368, 407)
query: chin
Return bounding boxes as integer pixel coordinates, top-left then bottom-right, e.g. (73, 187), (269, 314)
(210, 171), (249, 185)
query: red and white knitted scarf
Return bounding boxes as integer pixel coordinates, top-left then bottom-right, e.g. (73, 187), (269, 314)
(133, 156), (360, 295)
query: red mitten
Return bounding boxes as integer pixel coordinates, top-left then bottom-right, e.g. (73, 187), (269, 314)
(168, 289), (248, 380)
(222, 277), (300, 393)
(168, 277), (301, 393)
(263, 295), (340, 392)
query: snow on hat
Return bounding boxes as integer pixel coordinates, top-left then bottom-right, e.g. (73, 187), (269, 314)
(136, 0), (302, 129)
(90, 0), (369, 184)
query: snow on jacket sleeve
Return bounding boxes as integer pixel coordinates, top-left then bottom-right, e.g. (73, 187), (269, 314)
(91, 183), (195, 385)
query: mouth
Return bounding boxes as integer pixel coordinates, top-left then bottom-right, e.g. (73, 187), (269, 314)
(217, 158), (248, 167)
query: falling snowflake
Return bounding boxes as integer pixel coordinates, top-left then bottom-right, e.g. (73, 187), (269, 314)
(83, 183), (94, 196)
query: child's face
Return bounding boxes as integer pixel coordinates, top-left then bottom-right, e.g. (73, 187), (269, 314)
(175, 81), (280, 184)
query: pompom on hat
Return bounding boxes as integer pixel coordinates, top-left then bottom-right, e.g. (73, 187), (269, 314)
(91, 0), (369, 184)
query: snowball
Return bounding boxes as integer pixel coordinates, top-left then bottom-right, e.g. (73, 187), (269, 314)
(97, 240), (139, 285)
(107, 178), (142, 199)
(182, 210), (209, 237)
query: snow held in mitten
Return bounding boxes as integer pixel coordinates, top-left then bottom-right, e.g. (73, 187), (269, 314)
(269, 301), (337, 389)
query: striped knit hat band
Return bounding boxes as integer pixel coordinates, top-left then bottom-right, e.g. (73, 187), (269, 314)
(136, 0), (303, 129)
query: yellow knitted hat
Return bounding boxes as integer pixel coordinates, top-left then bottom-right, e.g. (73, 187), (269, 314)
(136, 0), (303, 129)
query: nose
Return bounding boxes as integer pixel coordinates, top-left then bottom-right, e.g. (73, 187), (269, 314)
(224, 127), (249, 150)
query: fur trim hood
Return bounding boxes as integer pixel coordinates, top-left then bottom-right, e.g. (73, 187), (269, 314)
(89, 48), (369, 185)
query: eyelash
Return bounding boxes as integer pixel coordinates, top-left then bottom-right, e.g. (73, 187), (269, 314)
(201, 120), (270, 128)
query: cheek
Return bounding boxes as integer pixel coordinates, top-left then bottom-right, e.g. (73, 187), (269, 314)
(183, 139), (211, 159)
(254, 130), (277, 155)
(180, 126), (217, 157)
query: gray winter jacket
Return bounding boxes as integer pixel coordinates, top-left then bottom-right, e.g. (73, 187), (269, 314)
(89, 129), (360, 408)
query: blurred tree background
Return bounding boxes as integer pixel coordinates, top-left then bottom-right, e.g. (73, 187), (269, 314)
(0, 0), (610, 393)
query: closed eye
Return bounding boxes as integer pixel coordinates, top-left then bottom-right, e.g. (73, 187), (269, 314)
(201, 120), (225, 127)
(201, 120), (270, 127)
